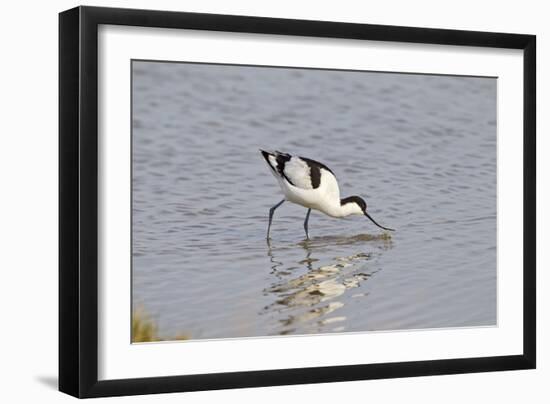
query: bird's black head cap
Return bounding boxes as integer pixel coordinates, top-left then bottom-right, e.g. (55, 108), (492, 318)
(341, 195), (367, 212)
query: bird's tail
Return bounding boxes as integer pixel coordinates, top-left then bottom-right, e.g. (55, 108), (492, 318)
(260, 149), (289, 173)
(259, 149), (274, 165)
(260, 150), (294, 185)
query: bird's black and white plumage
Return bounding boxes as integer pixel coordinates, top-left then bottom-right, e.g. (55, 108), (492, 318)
(260, 150), (394, 240)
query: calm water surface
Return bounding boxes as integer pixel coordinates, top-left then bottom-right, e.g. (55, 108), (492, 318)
(132, 61), (496, 340)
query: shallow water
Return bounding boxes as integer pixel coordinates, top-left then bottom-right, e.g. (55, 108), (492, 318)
(132, 61), (496, 340)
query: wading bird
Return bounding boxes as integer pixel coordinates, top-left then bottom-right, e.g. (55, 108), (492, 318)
(260, 150), (394, 240)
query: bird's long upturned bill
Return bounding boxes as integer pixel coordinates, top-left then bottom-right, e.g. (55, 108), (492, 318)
(364, 211), (394, 231)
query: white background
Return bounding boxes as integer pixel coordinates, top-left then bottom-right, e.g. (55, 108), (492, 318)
(0, 0), (546, 403)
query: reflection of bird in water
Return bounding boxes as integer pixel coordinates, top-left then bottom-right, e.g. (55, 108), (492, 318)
(263, 235), (390, 335)
(266, 251), (373, 308)
(260, 150), (394, 240)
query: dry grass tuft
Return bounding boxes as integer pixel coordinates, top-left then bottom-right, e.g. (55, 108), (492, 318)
(132, 308), (190, 343)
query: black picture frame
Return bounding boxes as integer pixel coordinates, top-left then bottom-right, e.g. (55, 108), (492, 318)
(59, 5), (536, 398)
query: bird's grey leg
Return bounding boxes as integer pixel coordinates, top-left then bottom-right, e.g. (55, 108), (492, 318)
(267, 199), (285, 240)
(304, 208), (311, 240)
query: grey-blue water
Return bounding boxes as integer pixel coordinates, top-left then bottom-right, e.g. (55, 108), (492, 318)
(132, 61), (496, 340)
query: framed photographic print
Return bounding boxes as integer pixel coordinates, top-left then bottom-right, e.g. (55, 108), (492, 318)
(59, 6), (536, 398)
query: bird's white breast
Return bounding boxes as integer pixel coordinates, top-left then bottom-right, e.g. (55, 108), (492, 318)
(278, 168), (343, 217)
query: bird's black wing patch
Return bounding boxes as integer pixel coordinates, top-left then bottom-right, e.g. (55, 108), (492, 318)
(274, 152), (294, 185)
(300, 156), (335, 189)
